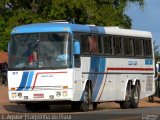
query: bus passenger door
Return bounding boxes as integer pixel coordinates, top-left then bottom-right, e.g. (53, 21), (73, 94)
(73, 55), (82, 101)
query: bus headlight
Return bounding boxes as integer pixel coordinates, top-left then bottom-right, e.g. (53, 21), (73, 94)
(11, 93), (17, 98)
(62, 91), (67, 97)
(56, 92), (61, 97)
(18, 93), (22, 98)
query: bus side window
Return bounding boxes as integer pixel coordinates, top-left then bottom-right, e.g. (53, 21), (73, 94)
(88, 35), (98, 54)
(133, 38), (143, 57)
(123, 37), (133, 56)
(113, 36), (122, 55)
(144, 39), (152, 57)
(81, 34), (90, 54)
(73, 32), (81, 68)
(103, 36), (112, 55)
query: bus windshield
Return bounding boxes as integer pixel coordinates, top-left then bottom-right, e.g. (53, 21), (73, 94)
(9, 33), (71, 69)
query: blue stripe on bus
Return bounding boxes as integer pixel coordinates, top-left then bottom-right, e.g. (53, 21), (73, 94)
(80, 57), (106, 101)
(23, 71), (34, 90)
(88, 57), (100, 87)
(92, 58), (106, 101)
(17, 72), (29, 91)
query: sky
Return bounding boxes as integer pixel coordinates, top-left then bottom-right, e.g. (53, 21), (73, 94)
(125, 0), (160, 45)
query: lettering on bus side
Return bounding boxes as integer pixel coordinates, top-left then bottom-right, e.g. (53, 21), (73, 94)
(41, 74), (54, 77)
(128, 61), (137, 65)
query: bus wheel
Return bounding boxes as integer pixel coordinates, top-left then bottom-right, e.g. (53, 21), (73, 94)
(130, 83), (140, 108)
(80, 84), (92, 112)
(120, 83), (131, 109)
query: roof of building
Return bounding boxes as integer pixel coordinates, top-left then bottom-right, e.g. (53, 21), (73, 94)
(0, 51), (8, 64)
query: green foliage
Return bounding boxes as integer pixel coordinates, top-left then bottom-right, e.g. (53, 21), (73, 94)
(0, 0), (145, 52)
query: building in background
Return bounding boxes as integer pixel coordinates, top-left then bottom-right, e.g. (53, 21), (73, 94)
(0, 51), (8, 84)
(0, 50), (8, 67)
(0, 51), (8, 63)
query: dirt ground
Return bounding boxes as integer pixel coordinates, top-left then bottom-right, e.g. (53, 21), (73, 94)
(0, 85), (160, 113)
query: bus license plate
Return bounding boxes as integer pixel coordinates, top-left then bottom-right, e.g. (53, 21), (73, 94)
(33, 94), (44, 98)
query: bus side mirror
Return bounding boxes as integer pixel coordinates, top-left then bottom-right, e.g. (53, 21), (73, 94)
(73, 40), (80, 55)
(7, 42), (11, 66)
(8, 41), (11, 53)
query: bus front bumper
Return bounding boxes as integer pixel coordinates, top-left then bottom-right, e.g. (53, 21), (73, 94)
(8, 89), (73, 102)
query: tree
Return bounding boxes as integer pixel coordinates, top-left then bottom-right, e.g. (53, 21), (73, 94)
(0, 0), (144, 51)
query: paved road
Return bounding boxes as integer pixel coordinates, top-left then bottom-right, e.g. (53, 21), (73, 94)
(1, 104), (160, 120)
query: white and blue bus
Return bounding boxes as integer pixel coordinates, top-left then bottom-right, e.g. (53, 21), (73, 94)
(8, 22), (155, 111)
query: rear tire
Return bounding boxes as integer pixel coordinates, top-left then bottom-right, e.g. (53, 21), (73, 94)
(120, 82), (132, 109)
(130, 83), (140, 108)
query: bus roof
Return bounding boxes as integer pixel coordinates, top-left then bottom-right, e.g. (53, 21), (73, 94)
(11, 22), (105, 34)
(104, 27), (152, 38)
(11, 22), (152, 38)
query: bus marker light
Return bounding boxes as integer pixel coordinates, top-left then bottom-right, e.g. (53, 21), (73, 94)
(11, 88), (16, 91)
(63, 86), (68, 89)
(11, 93), (17, 98)
(62, 91), (67, 97)
(64, 27), (68, 31)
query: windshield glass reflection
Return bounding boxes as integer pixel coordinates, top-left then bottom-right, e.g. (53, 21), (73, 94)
(9, 33), (71, 69)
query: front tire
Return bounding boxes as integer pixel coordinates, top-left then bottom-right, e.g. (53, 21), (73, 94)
(80, 84), (92, 112)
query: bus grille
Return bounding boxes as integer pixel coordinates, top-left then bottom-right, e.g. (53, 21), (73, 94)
(146, 76), (153, 92)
